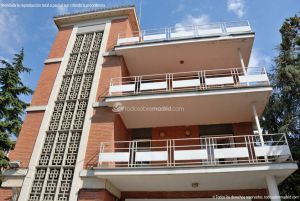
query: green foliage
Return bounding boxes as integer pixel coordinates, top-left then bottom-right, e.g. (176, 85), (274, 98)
(0, 49), (33, 171)
(261, 15), (300, 197)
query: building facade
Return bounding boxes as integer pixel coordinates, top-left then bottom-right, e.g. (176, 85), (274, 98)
(0, 6), (298, 201)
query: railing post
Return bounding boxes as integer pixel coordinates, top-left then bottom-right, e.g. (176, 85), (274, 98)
(141, 30), (146, 42)
(171, 139), (175, 166)
(244, 136), (251, 164)
(246, 20), (251, 31)
(193, 25), (198, 37)
(222, 22), (227, 35)
(168, 73), (170, 92)
(202, 70), (207, 90)
(264, 67), (271, 85)
(283, 133), (293, 161)
(247, 135), (255, 163)
(99, 143), (104, 166)
(167, 140), (170, 166)
(165, 27), (170, 40)
(167, 73), (173, 92)
(134, 76), (137, 94)
(109, 79), (112, 96)
(129, 141), (136, 167)
(117, 33), (120, 46)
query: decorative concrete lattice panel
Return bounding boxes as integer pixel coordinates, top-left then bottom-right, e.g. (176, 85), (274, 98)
(28, 31), (103, 201)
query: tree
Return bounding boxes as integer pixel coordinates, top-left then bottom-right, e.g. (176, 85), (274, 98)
(0, 49), (33, 171)
(261, 15), (300, 197)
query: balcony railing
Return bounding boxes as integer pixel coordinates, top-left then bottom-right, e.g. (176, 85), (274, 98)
(117, 21), (252, 46)
(97, 133), (292, 168)
(108, 67), (269, 97)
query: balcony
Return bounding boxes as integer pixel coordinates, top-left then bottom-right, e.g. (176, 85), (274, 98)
(117, 21), (252, 46)
(105, 67), (272, 128)
(98, 133), (292, 168)
(81, 134), (297, 192)
(114, 21), (254, 75)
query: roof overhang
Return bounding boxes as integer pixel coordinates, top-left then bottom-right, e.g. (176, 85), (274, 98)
(115, 33), (254, 76)
(105, 87), (272, 129)
(81, 163), (297, 192)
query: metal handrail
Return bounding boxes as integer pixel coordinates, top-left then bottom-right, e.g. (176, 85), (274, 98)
(108, 67), (270, 97)
(99, 133), (288, 144)
(97, 133), (292, 168)
(117, 20), (251, 45)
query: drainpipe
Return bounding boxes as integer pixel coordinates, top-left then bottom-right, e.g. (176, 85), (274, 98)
(266, 175), (281, 201)
(252, 103), (264, 146)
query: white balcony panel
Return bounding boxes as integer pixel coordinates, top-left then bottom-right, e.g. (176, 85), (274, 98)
(254, 145), (291, 157)
(197, 28), (223, 36)
(109, 84), (135, 93)
(226, 26), (251, 33)
(173, 79), (200, 88)
(143, 34), (166, 41)
(99, 152), (130, 163)
(205, 76), (234, 86)
(170, 31), (194, 39)
(214, 147), (249, 159)
(118, 36), (139, 45)
(239, 74), (269, 83)
(174, 149), (208, 160)
(140, 81), (167, 91)
(135, 151), (168, 162)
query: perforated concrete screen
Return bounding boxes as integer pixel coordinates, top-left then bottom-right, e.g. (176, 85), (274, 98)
(28, 31), (103, 201)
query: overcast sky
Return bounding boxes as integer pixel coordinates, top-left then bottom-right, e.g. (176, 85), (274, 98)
(0, 0), (299, 103)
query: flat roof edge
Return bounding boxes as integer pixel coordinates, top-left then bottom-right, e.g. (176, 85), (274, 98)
(53, 5), (140, 31)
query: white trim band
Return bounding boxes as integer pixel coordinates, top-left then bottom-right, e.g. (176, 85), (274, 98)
(26, 105), (47, 112)
(44, 57), (63, 64)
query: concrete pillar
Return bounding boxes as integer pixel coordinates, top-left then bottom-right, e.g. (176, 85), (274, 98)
(266, 175), (281, 201)
(12, 187), (18, 201)
(238, 48), (247, 75)
(252, 104), (264, 145)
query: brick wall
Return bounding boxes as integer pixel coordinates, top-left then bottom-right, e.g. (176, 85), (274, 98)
(106, 18), (134, 51)
(31, 26), (72, 105)
(78, 189), (116, 201)
(8, 111), (45, 168)
(47, 26), (73, 59)
(97, 56), (129, 101)
(233, 122), (253, 136)
(152, 125), (200, 149)
(30, 62), (60, 106)
(152, 126), (200, 165)
(0, 188), (12, 201)
(233, 122), (254, 147)
(84, 108), (130, 168)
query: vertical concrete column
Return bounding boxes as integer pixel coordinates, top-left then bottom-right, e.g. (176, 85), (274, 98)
(266, 175), (281, 201)
(252, 103), (264, 145)
(12, 187), (18, 201)
(238, 48), (247, 75)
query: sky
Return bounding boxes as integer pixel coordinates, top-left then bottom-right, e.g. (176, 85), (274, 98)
(0, 0), (299, 103)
